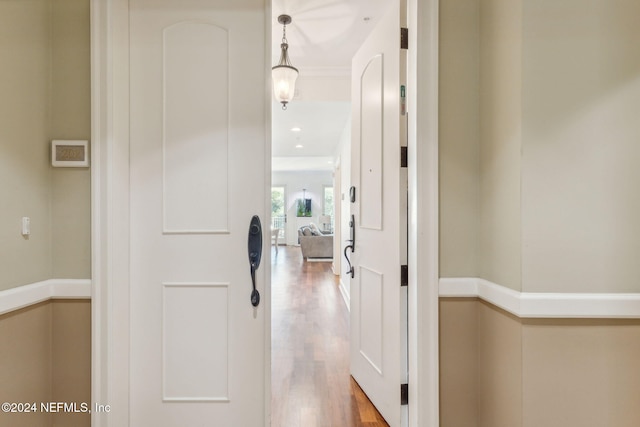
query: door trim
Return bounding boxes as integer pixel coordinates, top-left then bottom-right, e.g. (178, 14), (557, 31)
(91, 0), (131, 425)
(333, 162), (341, 276)
(407, 0), (440, 426)
(262, 5), (273, 425)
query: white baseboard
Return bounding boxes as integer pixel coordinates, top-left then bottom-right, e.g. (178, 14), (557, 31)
(440, 277), (640, 319)
(339, 279), (350, 312)
(0, 279), (92, 316)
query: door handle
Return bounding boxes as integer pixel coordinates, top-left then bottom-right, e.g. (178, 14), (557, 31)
(348, 214), (355, 248)
(248, 215), (262, 307)
(344, 245), (354, 278)
(343, 214), (355, 278)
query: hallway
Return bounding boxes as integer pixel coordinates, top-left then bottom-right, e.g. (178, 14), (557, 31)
(271, 246), (389, 427)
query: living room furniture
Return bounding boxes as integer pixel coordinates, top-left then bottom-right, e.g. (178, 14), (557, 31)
(298, 224), (333, 260)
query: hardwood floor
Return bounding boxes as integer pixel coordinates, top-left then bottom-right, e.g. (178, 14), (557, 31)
(271, 245), (389, 427)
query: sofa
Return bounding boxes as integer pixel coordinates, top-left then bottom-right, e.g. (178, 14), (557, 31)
(298, 224), (333, 260)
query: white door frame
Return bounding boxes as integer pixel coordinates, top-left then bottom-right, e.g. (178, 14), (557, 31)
(333, 161), (342, 276)
(407, 0), (440, 425)
(91, 0), (131, 425)
(90, 0), (438, 426)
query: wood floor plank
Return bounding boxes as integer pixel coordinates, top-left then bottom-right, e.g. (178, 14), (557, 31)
(271, 246), (389, 427)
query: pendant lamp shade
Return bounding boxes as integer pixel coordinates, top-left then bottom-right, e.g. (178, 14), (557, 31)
(272, 15), (298, 110)
(272, 64), (298, 108)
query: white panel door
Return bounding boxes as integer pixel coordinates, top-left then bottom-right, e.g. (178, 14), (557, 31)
(350, 1), (405, 426)
(129, 1), (267, 426)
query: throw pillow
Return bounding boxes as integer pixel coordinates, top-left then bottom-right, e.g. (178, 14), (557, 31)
(302, 227), (313, 236)
(308, 223), (321, 236)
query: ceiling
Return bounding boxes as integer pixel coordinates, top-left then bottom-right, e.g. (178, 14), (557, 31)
(271, 0), (389, 71)
(271, 0), (389, 171)
(272, 100), (350, 157)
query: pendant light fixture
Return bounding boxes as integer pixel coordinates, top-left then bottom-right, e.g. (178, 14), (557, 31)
(272, 15), (298, 110)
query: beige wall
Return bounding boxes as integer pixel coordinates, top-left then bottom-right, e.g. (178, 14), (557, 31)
(441, 299), (523, 427)
(522, 317), (640, 427)
(438, 0), (480, 278)
(478, 0), (522, 291)
(439, 0), (640, 425)
(0, 3), (91, 425)
(477, 301), (522, 427)
(51, 300), (92, 427)
(439, 0), (523, 289)
(0, 0), (91, 291)
(440, 0), (640, 293)
(439, 298), (478, 427)
(440, 299), (640, 427)
(0, 303), (52, 427)
(520, 0), (640, 293)
(51, 0), (92, 279)
(0, 0), (53, 290)
(0, 300), (90, 427)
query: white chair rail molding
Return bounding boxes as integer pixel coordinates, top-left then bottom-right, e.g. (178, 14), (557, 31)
(439, 278), (640, 319)
(0, 279), (92, 315)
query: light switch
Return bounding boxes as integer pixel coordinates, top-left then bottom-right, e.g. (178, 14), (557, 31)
(22, 217), (30, 236)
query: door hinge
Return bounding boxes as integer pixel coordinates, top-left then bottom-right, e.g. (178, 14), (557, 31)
(401, 383), (409, 405)
(401, 265), (408, 286)
(401, 28), (408, 49)
(401, 147), (408, 168)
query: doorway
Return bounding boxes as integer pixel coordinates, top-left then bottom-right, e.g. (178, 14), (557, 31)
(269, 1), (396, 425)
(92, 0), (440, 425)
(270, 72), (360, 427)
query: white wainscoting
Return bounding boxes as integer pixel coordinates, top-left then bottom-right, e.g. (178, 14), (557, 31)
(440, 277), (640, 319)
(0, 279), (92, 316)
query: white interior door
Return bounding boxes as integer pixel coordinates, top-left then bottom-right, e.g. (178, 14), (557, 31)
(129, 1), (268, 425)
(350, 1), (406, 426)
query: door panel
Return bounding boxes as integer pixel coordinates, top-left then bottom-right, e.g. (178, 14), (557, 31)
(350, 2), (403, 426)
(162, 22), (229, 233)
(129, 1), (267, 425)
(359, 55), (384, 230)
(162, 283), (229, 401)
(358, 266), (384, 374)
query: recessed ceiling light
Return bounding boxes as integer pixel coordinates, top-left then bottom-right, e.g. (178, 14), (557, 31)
(291, 127), (301, 132)
(295, 144), (303, 148)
